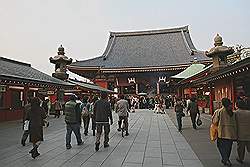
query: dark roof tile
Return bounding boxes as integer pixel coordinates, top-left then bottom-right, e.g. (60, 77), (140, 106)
(70, 26), (210, 69)
(0, 57), (72, 86)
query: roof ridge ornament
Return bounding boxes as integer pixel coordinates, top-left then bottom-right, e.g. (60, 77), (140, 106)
(214, 34), (223, 46)
(58, 44), (65, 55)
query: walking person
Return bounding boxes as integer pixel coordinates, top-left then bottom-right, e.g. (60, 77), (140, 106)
(116, 94), (129, 136)
(41, 98), (49, 115)
(54, 98), (62, 118)
(212, 98), (237, 166)
(186, 97), (191, 115)
(131, 96), (136, 112)
(174, 97), (185, 132)
(235, 98), (250, 164)
(26, 97), (47, 159)
(64, 95), (83, 149)
(93, 91), (113, 151)
(187, 97), (199, 129)
(88, 97), (96, 136)
(21, 98), (31, 146)
(81, 96), (90, 136)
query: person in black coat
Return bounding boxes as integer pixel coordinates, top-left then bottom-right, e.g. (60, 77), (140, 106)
(26, 97), (46, 159)
(93, 91), (113, 151)
(186, 97), (199, 129)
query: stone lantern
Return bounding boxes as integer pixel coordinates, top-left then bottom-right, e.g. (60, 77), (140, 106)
(205, 34), (234, 71)
(49, 45), (72, 80)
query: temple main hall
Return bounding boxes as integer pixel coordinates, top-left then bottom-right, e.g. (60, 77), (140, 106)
(68, 26), (210, 95)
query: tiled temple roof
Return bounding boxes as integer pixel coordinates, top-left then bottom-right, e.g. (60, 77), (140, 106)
(0, 57), (72, 86)
(69, 26), (210, 69)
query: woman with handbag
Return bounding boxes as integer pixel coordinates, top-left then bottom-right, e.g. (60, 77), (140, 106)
(174, 97), (185, 132)
(212, 98), (237, 166)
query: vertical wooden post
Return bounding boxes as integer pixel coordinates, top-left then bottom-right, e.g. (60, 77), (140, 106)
(23, 86), (28, 105)
(189, 87), (192, 97)
(231, 78), (235, 110)
(157, 82), (160, 95)
(135, 83), (138, 95)
(120, 86), (124, 94)
(209, 87), (214, 115)
(5, 86), (11, 110)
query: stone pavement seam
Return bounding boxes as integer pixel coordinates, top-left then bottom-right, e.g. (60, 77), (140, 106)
(1, 114), (122, 167)
(118, 115), (145, 166)
(78, 113), (143, 167)
(99, 114), (144, 167)
(157, 114), (165, 166)
(141, 112), (152, 166)
(162, 113), (185, 167)
(2, 131), (68, 166)
(42, 115), (123, 167)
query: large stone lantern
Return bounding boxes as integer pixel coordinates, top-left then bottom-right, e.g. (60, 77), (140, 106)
(205, 34), (234, 71)
(49, 45), (72, 80)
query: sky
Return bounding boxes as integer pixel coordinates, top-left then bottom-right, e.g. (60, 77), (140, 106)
(0, 0), (249, 78)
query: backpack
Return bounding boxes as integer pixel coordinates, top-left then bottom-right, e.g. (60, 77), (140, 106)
(175, 102), (183, 113)
(88, 103), (94, 114)
(81, 103), (89, 117)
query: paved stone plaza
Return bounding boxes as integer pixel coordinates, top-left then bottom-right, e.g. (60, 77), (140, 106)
(0, 109), (249, 167)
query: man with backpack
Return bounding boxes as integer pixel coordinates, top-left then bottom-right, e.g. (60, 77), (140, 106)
(64, 94), (83, 149)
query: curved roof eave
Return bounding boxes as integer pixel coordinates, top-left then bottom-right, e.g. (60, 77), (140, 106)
(171, 64), (206, 79)
(69, 26), (209, 69)
(0, 74), (74, 87)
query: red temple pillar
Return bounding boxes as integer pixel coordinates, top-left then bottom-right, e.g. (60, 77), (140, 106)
(189, 87), (192, 97)
(209, 88), (214, 115)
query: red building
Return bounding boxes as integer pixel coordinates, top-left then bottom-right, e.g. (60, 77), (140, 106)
(0, 57), (73, 122)
(68, 26), (210, 95)
(175, 34), (250, 114)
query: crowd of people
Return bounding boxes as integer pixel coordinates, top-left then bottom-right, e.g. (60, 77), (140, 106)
(20, 92), (132, 158)
(20, 93), (190, 159)
(212, 97), (250, 166)
(173, 96), (200, 132)
(20, 93), (250, 166)
(20, 93), (188, 159)
(173, 96), (250, 166)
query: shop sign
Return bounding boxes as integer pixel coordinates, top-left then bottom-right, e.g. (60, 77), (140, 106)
(0, 85), (6, 92)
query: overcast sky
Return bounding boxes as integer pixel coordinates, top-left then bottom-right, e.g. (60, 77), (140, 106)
(0, 0), (249, 78)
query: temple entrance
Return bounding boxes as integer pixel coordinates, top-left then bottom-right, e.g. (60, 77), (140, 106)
(138, 83), (156, 96)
